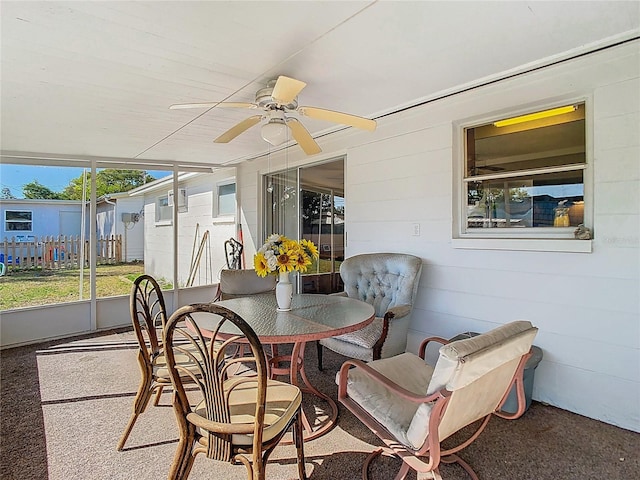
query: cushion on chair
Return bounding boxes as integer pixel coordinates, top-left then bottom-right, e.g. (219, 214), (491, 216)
(219, 269), (276, 299)
(427, 320), (537, 395)
(406, 320), (538, 448)
(341, 352), (434, 448)
(153, 344), (204, 379)
(332, 317), (384, 348)
(342, 321), (538, 450)
(193, 377), (302, 445)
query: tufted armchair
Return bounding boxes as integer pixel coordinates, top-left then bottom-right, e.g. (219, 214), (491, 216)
(317, 253), (422, 370)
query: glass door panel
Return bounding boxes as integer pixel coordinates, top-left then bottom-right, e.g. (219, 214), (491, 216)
(263, 158), (344, 294)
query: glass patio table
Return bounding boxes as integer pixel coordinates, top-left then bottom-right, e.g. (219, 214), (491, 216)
(200, 292), (375, 441)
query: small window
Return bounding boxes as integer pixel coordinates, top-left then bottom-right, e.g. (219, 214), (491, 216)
(167, 188), (187, 213)
(156, 195), (172, 223)
(5, 210), (33, 231)
(462, 103), (586, 236)
(216, 182), (236, 217)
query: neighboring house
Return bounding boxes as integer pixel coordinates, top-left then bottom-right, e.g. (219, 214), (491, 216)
(0, 198), (83, 241)
(96, 193), (144, 262)
(128, 170), (238, 287)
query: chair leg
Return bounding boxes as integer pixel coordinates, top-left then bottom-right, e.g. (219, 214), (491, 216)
(168, 439), (195, 480)
(294, 412), (307, 480)
(116, 412), (140, 451)
(153, 385), (164, 406)
(441, 454), (478, 480)
(117, 377), (154, 450)
(316, 341), (323, 371)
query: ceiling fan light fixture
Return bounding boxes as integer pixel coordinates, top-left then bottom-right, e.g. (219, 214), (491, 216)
(261, 119), (288, 146)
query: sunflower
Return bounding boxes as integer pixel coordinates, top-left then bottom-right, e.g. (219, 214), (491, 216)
(254, 235), (319, 277)
(300, 238), (319, 259)
(253, 252), (270, 277)
(275, 243), (298, 273)
(294, 250), (313, 272)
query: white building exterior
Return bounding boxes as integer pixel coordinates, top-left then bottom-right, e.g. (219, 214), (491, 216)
(130, 170), (238, 288)
(234, 42), (640, 432)
(96, 193), (145, 262)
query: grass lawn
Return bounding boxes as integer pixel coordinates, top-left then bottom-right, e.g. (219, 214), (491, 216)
(0, 263), (146, 310)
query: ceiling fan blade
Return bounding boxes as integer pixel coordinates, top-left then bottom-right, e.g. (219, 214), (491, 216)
(286, 118), (321, 155)
(214, 115), (262, 143)
(170, 102), (257, 110)
(271, 76), (307, 105)
(298, 106), (377, 131)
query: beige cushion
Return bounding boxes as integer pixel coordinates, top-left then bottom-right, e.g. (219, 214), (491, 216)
(427, 320), (537, 395)
(333, 317), (383, 349)
(219, 269), (276, 299)
(194, 377), (302, 445)
(407, 320), (538, 448)
(154, 344), (204, 379)
(344, 321), (538, 450)
(341, 352), (434, 448)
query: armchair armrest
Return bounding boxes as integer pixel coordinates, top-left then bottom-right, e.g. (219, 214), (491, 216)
(372, 304), (412, 360)
(386, 304), (411, 319)
(418, 336), (450, 360)
(186, 412), (255, 434)
(329, 291), (348, 297)
(337, 358), (445, 406)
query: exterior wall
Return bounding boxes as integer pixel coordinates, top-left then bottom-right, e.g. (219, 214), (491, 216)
(96, 197), (144, 261)
(142, 171), (236, 288)
(236, 41), (640, 431)
(0, 199), (82, 240)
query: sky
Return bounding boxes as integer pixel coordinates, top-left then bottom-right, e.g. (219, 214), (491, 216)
(0, 164), (169, 198)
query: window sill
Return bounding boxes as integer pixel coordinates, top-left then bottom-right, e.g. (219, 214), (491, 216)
(212, 216), (235, 224)
(452, 238), (592, 253)
(154, 220), (173, 227)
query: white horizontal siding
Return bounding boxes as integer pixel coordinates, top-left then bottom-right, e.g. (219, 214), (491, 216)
(238, 41), (640, 431)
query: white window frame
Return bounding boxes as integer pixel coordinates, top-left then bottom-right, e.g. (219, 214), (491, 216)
(167, 188), (187, 213)
(155, 195), (172, 225)
(213, 179), (236, 222)
(452, 97), (593, 253)
(5, 210), (33, 232)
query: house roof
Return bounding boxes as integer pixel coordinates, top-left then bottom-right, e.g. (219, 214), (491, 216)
(1, 1), (638, 169)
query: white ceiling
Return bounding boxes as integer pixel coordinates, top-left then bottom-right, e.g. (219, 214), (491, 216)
(1, 1), (638, 168)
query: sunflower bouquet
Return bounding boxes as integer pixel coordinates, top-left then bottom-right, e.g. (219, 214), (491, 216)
(254, 234), (319, 277)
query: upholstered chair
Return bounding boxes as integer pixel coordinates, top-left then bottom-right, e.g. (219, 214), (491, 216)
(214, 268), (277, 301)
(338, 320), (538, 479)
(317, 253), (422, 370)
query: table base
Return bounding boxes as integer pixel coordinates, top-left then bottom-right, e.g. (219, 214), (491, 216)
(269, 341), (338, 442)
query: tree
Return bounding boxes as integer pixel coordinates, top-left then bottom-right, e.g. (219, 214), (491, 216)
(61, 169), (155, 200)
(23, 180), (62, 199)
(0, 187), (16, 199)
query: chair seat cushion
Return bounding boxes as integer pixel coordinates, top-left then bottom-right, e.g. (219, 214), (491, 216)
(331, 317), (384, 349)
(153, 343), (205, 379)
(195, 377), (302, 445)
(341, 352), (434, 448)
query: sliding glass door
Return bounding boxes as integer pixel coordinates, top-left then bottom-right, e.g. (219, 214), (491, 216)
(263, 158), (344, 294)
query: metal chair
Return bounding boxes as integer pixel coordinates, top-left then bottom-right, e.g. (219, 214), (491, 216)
(337, 320), (538, 479)
(224, 237), (243, 269)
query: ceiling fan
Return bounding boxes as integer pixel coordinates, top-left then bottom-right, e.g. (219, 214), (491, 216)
(170, 76), (377, 155)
